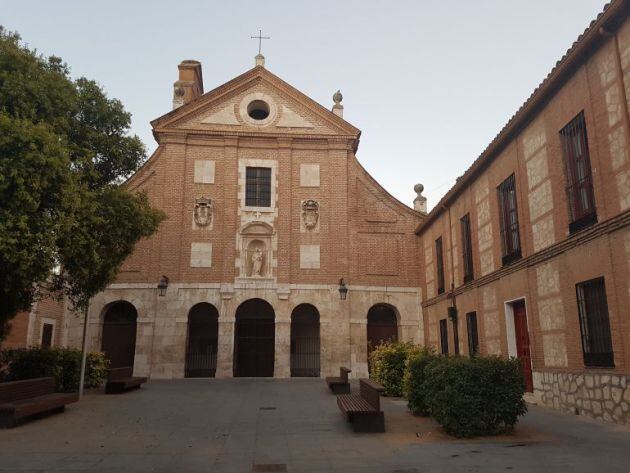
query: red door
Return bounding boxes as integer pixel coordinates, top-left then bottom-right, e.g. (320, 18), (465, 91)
(513, 301), (533, 393)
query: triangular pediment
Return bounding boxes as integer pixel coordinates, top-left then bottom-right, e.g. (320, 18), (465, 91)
(151, 66), (360, 137)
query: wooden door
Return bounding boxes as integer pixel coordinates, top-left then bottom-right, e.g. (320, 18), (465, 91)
(101, 302), (137, 370)
(235, 319), (275, 377)
(513, 300), (533, 392)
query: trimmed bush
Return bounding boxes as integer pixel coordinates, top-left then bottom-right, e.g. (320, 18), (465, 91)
(422, 356), (527, 437)
(403, 347), (438, 416)
(0, 347), (110, 392)
(369, 341), (419, 397)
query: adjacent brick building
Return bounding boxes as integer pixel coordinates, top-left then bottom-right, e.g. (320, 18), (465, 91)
(417, 0), (630, 425)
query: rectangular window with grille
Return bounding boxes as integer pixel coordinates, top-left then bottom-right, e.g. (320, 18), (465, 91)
(560, 112), (597, 233)
(576, 277), (614, 368)
(435, 236), (445, 295)
(460, 213), (474, 283)
(439, 318), (449, 355)
(498, 174), (521, 265)
(466, 312), (479, 356)
(245, 167), (272, 207)
(41, 323), (53, 349)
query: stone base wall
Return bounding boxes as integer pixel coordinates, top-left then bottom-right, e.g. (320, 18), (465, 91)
(533, 371), (630, 426)
(67, 283), (424, 380)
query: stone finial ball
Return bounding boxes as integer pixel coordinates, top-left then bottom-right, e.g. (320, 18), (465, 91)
(414, 183), (424, 194)
(333, 90), (343, 104)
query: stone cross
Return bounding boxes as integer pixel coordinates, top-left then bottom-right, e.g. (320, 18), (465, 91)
(251, 29), (270, 55)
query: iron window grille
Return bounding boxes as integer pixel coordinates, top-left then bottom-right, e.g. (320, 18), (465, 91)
(435, 237), (445, 295)
(576, 277), (614, 368)
(560, 112), (597, 234)
(466, 312), (479, 356)
(498, 174), (521, 265)
(439, 319), (449, 355)
(460, 213), (474, 283)
(245, 167), (272, 207)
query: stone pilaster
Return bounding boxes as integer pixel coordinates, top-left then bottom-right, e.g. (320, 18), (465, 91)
(274, 317), (291, 378)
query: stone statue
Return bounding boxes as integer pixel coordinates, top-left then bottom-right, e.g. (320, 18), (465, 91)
(251, 248), (263, 276)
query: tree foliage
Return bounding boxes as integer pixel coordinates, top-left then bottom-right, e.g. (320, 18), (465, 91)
(0, 26), (164, 335)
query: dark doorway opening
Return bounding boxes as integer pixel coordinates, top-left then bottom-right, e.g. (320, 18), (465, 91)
(513, 300), (533, 393)
(367, 304), (398, 373)
(234, 299), (275, 377)
(185, 303), (219, 378)
(101, 301), (137, 370)
(290, 304), (320, 377)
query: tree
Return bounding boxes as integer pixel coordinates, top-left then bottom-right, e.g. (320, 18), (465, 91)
(0, 26), (165, 337)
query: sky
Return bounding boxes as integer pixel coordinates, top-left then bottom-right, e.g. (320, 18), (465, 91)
(1, 0), (607, 210)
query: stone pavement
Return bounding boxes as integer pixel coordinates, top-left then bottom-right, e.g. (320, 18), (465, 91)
(0, 378), (629, 473)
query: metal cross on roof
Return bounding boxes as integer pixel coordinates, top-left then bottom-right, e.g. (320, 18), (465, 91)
(251, 29), (270, 55)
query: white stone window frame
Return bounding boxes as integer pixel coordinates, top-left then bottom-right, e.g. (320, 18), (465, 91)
(39, 317), (56, 348)
(238, 158), (278, 213)
(239, 92), (278, 127)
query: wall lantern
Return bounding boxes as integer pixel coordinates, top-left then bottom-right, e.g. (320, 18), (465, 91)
(338, 278), (348, 300)
(157, 275), (169, 296)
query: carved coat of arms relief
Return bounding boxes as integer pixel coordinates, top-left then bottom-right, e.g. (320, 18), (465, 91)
(302, 199), (319, 230)
(193, 197), (213, 227)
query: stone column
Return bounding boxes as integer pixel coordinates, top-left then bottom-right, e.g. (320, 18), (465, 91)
(216, 290), (235, 378)
(274, 316), (291, 378)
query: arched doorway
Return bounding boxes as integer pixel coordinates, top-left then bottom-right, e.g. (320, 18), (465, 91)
(290, 304), (320, 377)
(234, 299), (275, 377)
(185, 303), (219, 378)
(101, 301), (137, 369)
(367, 304), (398, 351)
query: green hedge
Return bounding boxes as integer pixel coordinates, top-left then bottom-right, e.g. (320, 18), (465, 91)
(0, 347), (110, 392)
(369, 341), (420, 397)
(403, 347), (438, 416)
(422, 356), (527, 437)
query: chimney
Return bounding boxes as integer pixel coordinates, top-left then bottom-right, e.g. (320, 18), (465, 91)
(332, 90), (344, 118)
(173, 60), (204, 109)
(413, 183), (427, 213)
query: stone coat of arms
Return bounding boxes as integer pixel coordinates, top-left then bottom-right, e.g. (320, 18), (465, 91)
(302, 199), (320, 230)
(194, 197), (213, 227)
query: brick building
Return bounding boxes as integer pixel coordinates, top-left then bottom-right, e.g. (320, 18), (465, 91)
(65, 54), (425, 380)
(417, 0), (630, 425)
(1, 295), (67, 350)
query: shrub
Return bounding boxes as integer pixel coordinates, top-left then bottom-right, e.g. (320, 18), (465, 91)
(369, 341), (419, 397)
(422, 356), (527, 437)
(0, 347), (110, 392)
(403, 347), (438, 416)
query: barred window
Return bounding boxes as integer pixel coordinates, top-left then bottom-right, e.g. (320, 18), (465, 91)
(460, 213), (474, 283)
(576, 277), (614, 368)
(466, 312), (479, 356)
(435, 237), (445, 295)
(439, 319), (449, 355)
(41, 323), (54, 348)
(245, 167), (271, 207)
(560, 112), (597, 233)
(498, 174), (521, 265)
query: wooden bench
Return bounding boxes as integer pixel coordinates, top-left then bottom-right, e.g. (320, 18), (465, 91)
(105, 367), (147, 394)
(325, 366), (351, 394)
(337, 378), (385, 432)
(0, 377), (78, 428)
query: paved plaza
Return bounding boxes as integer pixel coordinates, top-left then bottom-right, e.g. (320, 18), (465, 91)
(1, 379), (629, 473)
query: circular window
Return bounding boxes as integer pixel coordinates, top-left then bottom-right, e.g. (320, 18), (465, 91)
(247, 100), (270, 120)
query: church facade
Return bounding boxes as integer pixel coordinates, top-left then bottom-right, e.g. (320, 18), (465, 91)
(66, 56), (425, 379)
